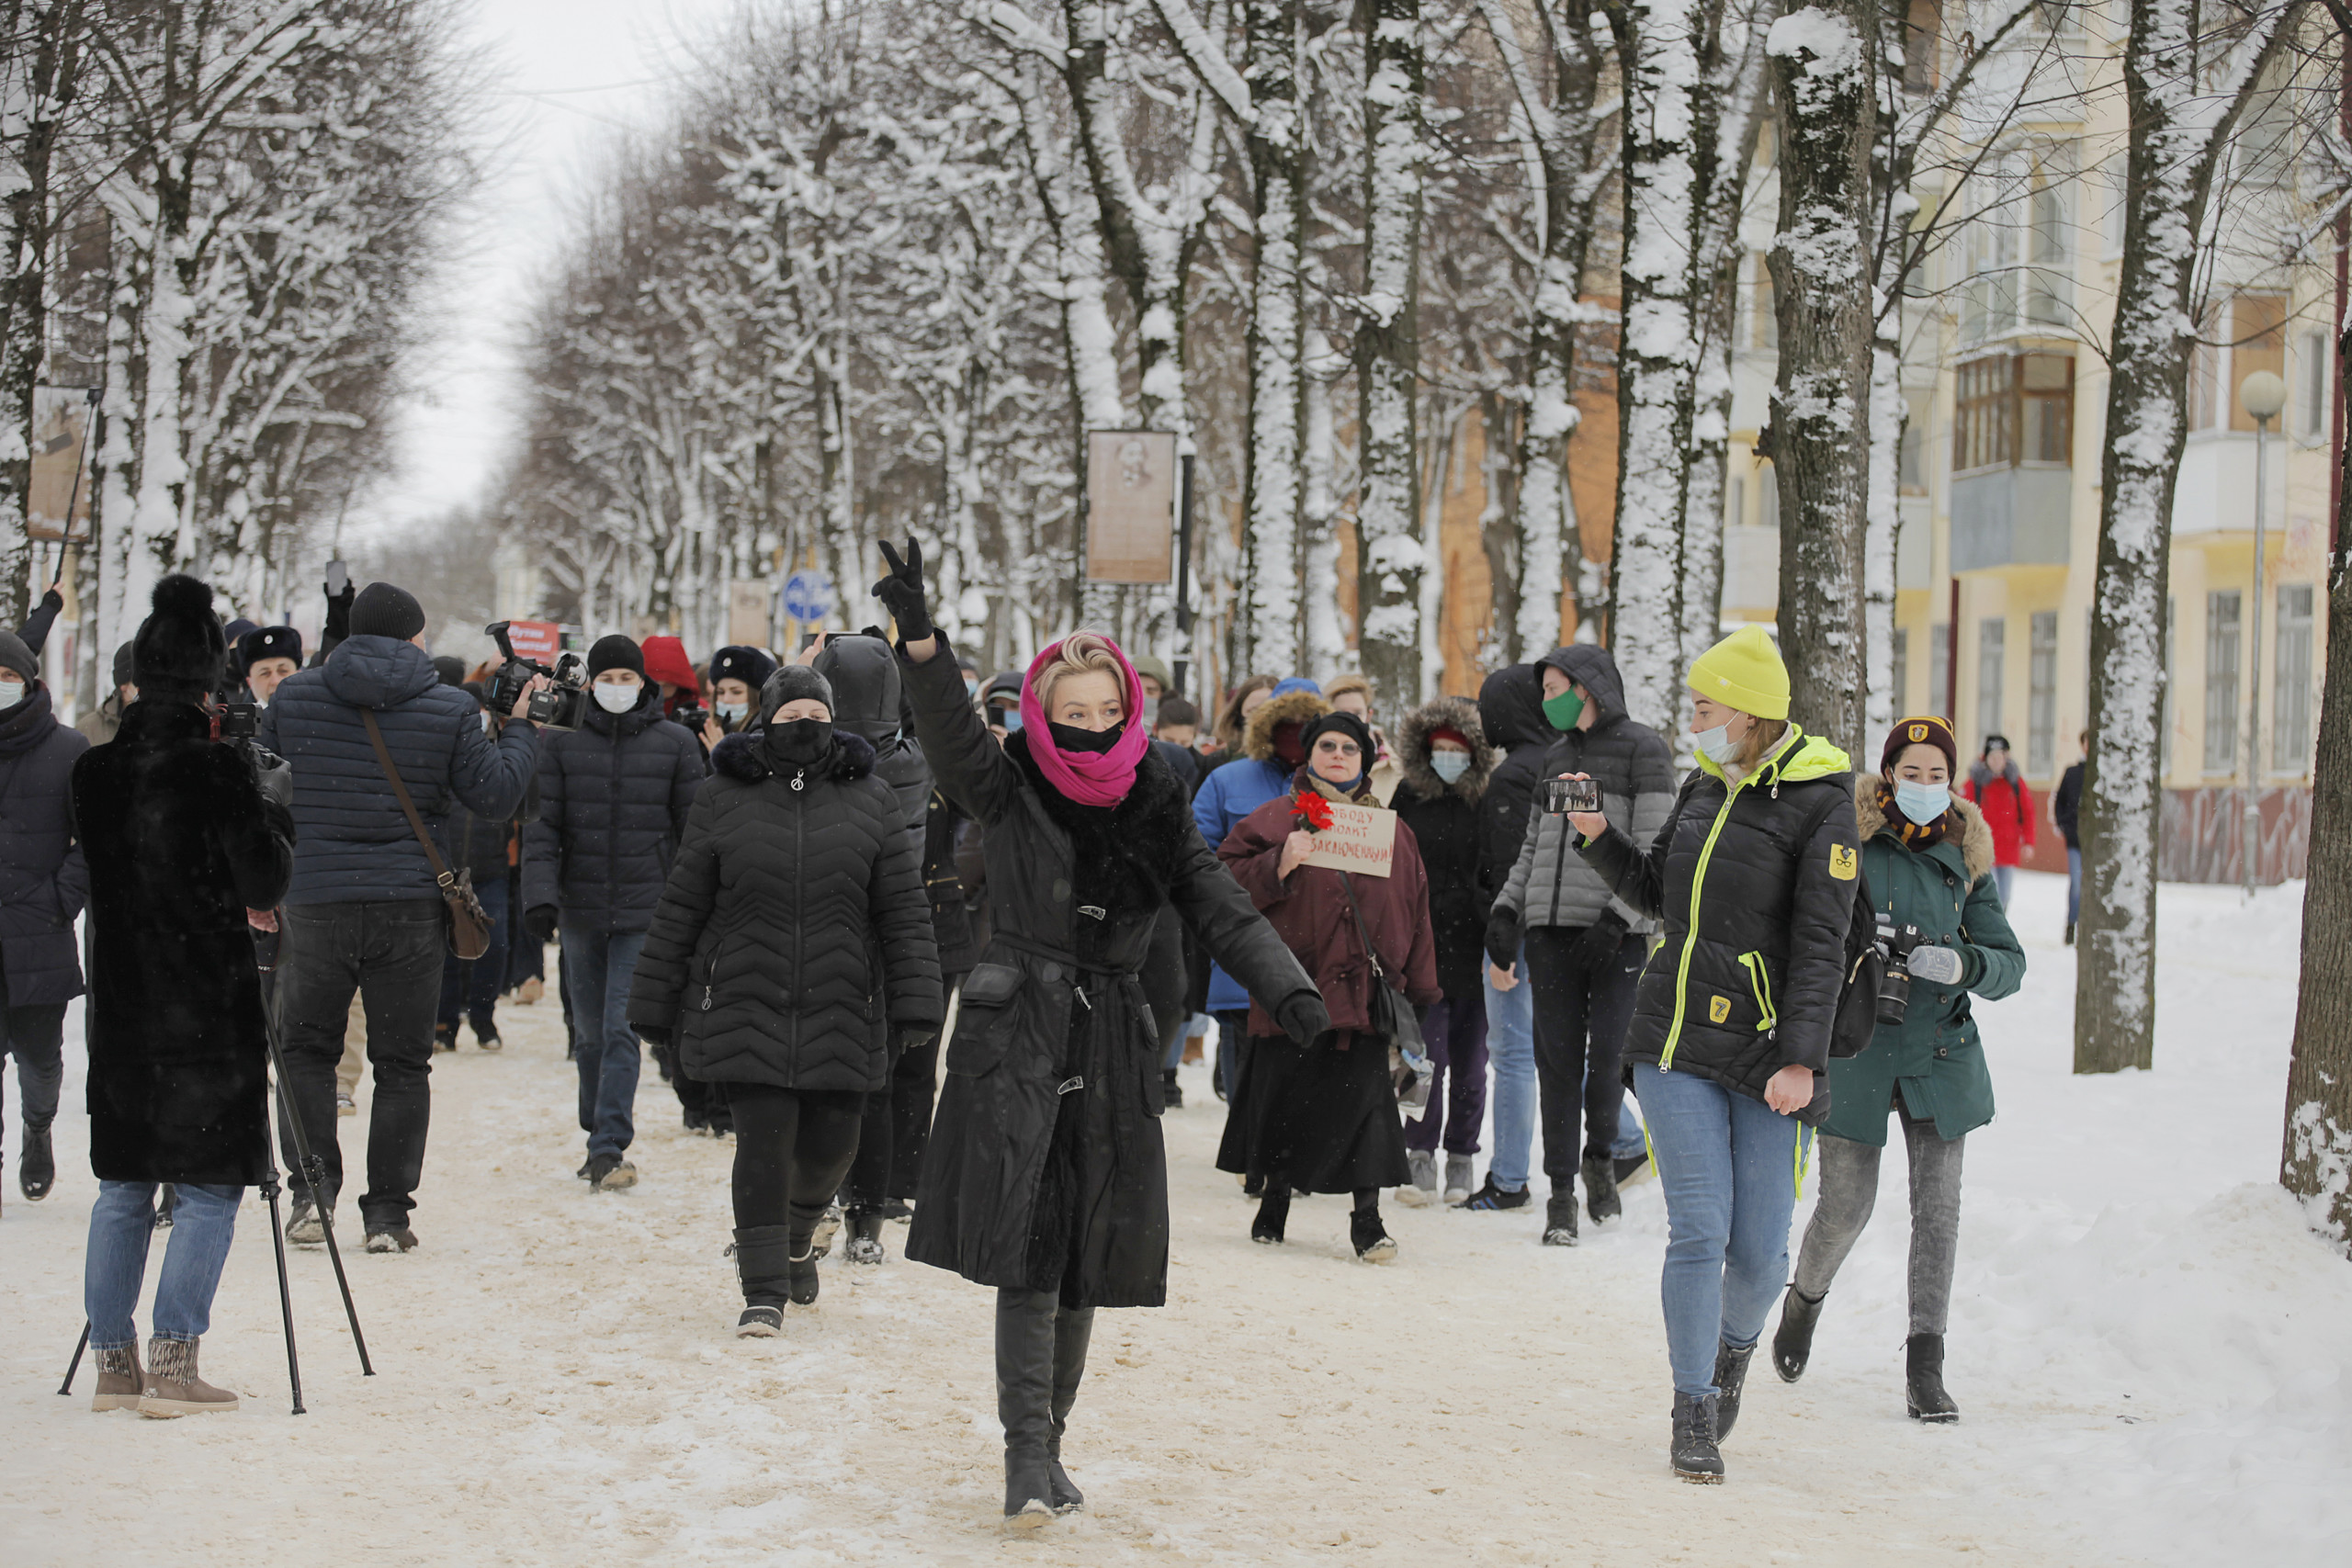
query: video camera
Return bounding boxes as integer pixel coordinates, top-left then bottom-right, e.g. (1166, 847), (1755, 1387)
(485, 620), (589, 730)
(671, 704), (711, 737)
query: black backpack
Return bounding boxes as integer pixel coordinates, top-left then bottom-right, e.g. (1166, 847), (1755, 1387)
(1828, 868), (1882, 1058)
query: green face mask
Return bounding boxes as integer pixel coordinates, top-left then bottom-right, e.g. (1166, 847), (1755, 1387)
(1543, 688), (1585, 731)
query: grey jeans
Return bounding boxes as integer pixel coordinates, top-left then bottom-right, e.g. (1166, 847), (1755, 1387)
(1792, 1113), (1964, 1337)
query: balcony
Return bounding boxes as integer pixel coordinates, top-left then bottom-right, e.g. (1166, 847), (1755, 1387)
(2172, 433), (2290, 538)
(1723, 525), (1780, 615)
(1951, 466), (2071, 571)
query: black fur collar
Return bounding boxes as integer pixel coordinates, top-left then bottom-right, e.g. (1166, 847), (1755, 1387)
(1005, 729), (1190, 920)
(712, 728), (876, 784)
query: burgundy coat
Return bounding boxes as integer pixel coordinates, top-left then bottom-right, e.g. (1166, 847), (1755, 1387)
(1219, 780), (1442, 1038)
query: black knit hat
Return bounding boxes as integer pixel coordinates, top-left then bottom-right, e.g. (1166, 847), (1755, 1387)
(132, 574), (229, 698)
(349, 581), (425, 640)
(433, 655), (468, 687)
(758, 663), (834, 722)
(110, 640), (135, 689)
(1300, 708), (1374, 765)
(0, 630), (36, 685)
(710, 644), (777, 691)
(237, 624), (302, 671)
(587, 634), (644, 681)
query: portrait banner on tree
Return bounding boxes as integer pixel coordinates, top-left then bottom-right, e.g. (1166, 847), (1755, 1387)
(27, 386), (97, 542)
(1300, 800), (1397, 876)
(1084, 429), (1177, 583)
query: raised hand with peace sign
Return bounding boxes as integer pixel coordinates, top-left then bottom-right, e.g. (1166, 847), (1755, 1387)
(872, 537), (933, 643)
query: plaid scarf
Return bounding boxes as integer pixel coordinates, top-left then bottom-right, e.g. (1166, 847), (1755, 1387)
(1878, 779), (1955, 852)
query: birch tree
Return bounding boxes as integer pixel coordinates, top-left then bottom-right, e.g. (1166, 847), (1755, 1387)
(1356, 0), (1428, 703)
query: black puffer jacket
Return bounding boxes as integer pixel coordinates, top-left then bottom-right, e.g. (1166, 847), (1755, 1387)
(1390, 695), (1497, 998)
(627, 728), (941, 1093)
(258, 636), (540, 905)
(1577, 728), (1860, 1123)
(522, 682), (705, 931)
(0, 683), (90, 1005)
(1476, 663), (1552, 907)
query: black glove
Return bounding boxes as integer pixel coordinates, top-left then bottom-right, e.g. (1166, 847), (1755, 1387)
(1484, 906), (1522, 972)
(322, 580), (355, 642)
(872, 537), (934, 642)
(524, 904), (559, 943)
(635, 1021), (673, 1051)
(1272, 989), (1330, 1047)
(893, 1024), (936, 1057)
(1566, 910), (1629, 974)
(248, 747), (294, 810)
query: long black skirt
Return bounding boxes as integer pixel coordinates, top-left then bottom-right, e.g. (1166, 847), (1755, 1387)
(1216, 1031), (1411, 1195)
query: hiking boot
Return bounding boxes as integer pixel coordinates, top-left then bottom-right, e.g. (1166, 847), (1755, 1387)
(138, 1337), (238, 1417)
(1453, 1175), (1530, 1212)
(1905, 1333), (1960, 1423)
(1161, 1066), (1183, 1109)
(1351, 1207), (1396, 1263)
(285, 1195), (328, 1246)
(1713, 1339), (1758, 1440)
(1442, 1155), (1475, 1204)
(20, 1116), (55, 1201)
(844, 1208), (886, 1265)
(364, 1226), (419, 1253)
(1251, 1186), (1290, 1245)
(1542, 1192), (1579, 1247)
(91, 1342), (142, 1412)
(1772, 1286), (1826, 1382)
(1580, 1155), (1622, 1224)
(588, 1155), (637, 1191)
(1669, 1393), (1724, 1483)
(1397, 1150), (1436, 1207)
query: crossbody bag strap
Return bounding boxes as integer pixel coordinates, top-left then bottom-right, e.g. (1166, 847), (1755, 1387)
(359, 706), (459, 893)
(1337, 870), (1387, 981)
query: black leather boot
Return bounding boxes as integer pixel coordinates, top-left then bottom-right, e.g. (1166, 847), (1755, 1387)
(1669, 1392), (1724, 1483)
(996, 1288), (1058, 1527)
(1046, 1304), (1095, 1513)
(1579, 1155), (1620, 1223)
(1713, 1339), (1758, 1440)
(20, 1116), (54, 1201)
(1773, 1285), (1826, 1382)
(731, 1224), (794, 1336)
(1905, 1332), (1960, 1422)
(1251, 1184), (1290, 1245)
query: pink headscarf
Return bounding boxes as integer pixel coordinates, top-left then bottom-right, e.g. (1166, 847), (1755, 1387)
(1017, 635), (1151, 808)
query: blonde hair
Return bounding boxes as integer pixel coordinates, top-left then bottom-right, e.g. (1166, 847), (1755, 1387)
(1034, 629), (1128, 713)
(1731, 716), (1791, 774)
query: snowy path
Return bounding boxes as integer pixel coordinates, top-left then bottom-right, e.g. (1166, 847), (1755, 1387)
(4, 873), (2345, 1566)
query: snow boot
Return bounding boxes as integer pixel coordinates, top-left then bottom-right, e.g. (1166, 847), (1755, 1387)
(1580, 1155), (1621, 1223)
(843, 1207), (887, 1265)
(1905, 1332), (1960, 1423)
(1669, 1393), (1724, 1483)
(1397, 1150), (1436, 1207)
(433, 1021), (455, 1053)
(1442, 1154), (1475, 1204)
(138, 1337), (237, 1417)
(1542, 1191), (1579, 1247)
(20, 1116), (54, 1201)
(735, 1306), (784, 1337)
(1046, 1304), (1095, 1514)
(809, 1201), (842, 1259)
(285, 1193), (330, 1246)
(364, 1226), (419, 1253)
(786, 1246), (820, 1306)
(1713, 1339), (1758, 1441)
(1251, 1185), (1290, 1245)
(1351, 1202), (1396, 1264)
(1772, 1286), (1826, 1383)
(996, 1289), (1058, 1529)
(91, 1342), (142, 1412)
(1455, 1174), (1530, 1212)
(469, 1014), (501, 1051)
(1161, 1066), (1183, 1109)
(733, 1224), (793, 1330)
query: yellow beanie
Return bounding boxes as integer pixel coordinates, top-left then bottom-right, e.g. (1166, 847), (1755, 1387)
(1688, 624), (1790, 721)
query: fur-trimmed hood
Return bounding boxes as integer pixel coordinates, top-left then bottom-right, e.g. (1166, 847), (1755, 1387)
(1855, 777), (1995, 882)
(1241, 688), (1330, 762)
(1394, 695), (1497, 805)
(712, 727), (877, 784)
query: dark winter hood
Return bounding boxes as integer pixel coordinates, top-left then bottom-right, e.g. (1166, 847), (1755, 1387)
(1241, 688), (1331, 763)
(811, 634), (903, 747)
(0, 681), (56, 757)
(1537, 643), (1630, 728)
(1476, 663), (1550, 753)
(321, 635), (442, 711)
(582, 675), (664, 737)
(1395, 694), (1496, 805)
(710, 727), (876, 784)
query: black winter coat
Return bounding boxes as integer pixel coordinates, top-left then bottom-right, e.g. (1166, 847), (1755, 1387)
(924, 790), (982, 977)
(522, 684), (705, 931)
(73, 701), (295, 1183)
(1476, 663), (1553, 907)
(628, 728), (941, 1093)
(899, 638), (1316, 1310)
(257, 636), (539, 906)
(1577, 728), (1860, 1124)
(1390, 695), (1497, 998)
(0, 684), (90, 1005)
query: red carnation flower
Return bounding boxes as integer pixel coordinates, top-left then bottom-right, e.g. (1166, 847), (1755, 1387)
(1293, 788), (1335, 832)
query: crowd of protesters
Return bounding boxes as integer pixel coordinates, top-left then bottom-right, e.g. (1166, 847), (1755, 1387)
(0, 544), (2030, 1506)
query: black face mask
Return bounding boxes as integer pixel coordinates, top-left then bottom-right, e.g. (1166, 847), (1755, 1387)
(764, 717), (831, 766)
(1048, 719), (1124, 755)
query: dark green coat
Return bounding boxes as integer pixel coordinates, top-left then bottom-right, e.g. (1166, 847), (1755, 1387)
(1825, 782), (2026, 1145)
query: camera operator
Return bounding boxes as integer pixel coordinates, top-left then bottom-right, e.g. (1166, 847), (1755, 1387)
(0, 628), (88, 1207)
(235, 626), (302, 707)
(699, 645), (776, 750)
(521, 636), (706, 1190)
(1773, 715), (2023, 1424)
(259, 581), (545, 1254)
(71, 575), (294, 1416)
(435, 685), (537, 1053)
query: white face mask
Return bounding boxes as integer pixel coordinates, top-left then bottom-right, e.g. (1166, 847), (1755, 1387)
(717, 701), (747, 724)
(1430, 750), (1470, 784)
(1695, 723), (1743, 765)
(0, 676), (24, 708)
(593, 682), (639, 715)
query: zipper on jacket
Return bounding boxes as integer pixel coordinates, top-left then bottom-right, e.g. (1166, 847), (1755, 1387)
(1738, 952), (1778, 1033)
(1659, 770), (1760, 1068)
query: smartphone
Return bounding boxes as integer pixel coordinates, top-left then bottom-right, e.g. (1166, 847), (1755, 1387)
(1543, 776), (1602, 816)
(324, 558), (349, 597)
(799, 631), (823, 651)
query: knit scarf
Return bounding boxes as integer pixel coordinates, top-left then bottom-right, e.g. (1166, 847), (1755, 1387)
(1877, 779), (1955, 852)
(1016, 636), (1150, 808)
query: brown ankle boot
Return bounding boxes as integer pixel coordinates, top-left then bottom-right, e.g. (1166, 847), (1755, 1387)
(138, 1337), (239, 1417)
(91, 1342), (142, 1412)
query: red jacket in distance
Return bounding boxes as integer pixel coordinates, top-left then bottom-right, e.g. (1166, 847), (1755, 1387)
(1966, 763), (2035, 867)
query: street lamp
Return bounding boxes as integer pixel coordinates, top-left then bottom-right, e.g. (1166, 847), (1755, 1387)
(2238, 368), (2289, 898)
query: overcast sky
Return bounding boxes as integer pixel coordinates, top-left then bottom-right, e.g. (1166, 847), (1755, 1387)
(345, 0), (735, 546)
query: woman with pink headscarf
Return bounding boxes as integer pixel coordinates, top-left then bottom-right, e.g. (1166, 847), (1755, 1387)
(876, 540), (1324, 1530)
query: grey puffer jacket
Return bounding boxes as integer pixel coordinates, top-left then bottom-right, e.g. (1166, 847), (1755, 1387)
(1488, 644), (1678, 957)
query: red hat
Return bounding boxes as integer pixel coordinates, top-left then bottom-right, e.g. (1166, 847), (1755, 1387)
(1883, 715), (1959, 776)
(1428, 725), (1470, 750)
(639, 635), (697, 690)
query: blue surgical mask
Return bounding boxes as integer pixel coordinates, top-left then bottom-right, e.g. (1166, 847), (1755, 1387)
(1695, 723), (1742, 765)
(1430, 751), (1470, 784)
(1894, 781), (1951, 826)
(717, 702), (747, 725)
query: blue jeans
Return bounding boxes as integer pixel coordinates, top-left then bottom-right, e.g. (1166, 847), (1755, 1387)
(1483, 942), (1536, 1190)
(2066, 847), (2081, 922)
(437, 877), (509, 1032)
(1992, 864), (2015, 907)
(1612, 1100), (1646, 1161)
(1633, 1062), (1804, 1398)
(85, 1181), (243, 1348)
(563, 926), (648, 1159)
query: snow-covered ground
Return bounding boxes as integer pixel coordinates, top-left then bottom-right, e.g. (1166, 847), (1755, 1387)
(2, 871), (2344, 1566)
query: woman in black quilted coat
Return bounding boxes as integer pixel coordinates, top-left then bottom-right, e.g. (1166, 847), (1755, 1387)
(874, 539), (1323, 1530)
(628, 662), (940, 1335)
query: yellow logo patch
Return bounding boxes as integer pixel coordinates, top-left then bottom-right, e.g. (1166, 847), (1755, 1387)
(1708, 996), (1731, 1023)
(1907, 722), (1929, 743)
(1829, 845), (1859, 881)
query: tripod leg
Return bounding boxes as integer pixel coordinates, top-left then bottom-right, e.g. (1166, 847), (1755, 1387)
(260, 1170), (305, 1416)
(265, 997), (373, 1375)
(59, 1321), (88, 1395)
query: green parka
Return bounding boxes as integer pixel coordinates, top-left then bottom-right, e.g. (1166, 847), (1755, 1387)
(1825, 781), (2026, 1145)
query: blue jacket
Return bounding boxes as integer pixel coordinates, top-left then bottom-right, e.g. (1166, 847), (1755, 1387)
(1193, 682), (1328, 1012)
(258, 636), (541, 906)
(523, 683), (707, 932)
(0, 683), (90, 1004)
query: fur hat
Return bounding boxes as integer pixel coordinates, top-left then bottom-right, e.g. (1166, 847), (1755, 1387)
(710, 644), (778, 692)
(758, 663), (834, 722)
(237, 625), (302, 671)
(132, 574), (228, 698)
(349, 581), (426, 641)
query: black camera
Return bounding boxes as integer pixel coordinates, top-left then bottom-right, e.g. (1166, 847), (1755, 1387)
(1544, 776), (1602, 816)
(1874, 917), (1924, 1026)
(671, 704), (711, 736)
(485, 621), (589, 731)
(217, 701), (260, 741)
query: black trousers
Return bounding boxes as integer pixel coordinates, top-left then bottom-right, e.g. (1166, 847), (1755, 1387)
(1524, 925), (1645, 1179)
(0, 964), (66, 1130)
(846, 1030), (944, 1206)
(275, 899), (443, 1229)
(729, 1083), (865, 1239)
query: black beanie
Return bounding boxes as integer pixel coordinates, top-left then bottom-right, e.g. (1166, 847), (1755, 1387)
(587, 634), (645, 680)
(110, 640), (135, 689)
(349, 581), (426, 640)
(0, 630), (36, 685)
(1300, 709), (1374, 769)
(758, 664), (834, 722)
(132, 574), (229, 697)
(433, 655), (467, 687)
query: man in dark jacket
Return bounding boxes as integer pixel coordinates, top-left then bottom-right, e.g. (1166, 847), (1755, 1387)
(2053, 728), (2086, 944)
(0, 629), (88, 1203)
(259, 581), (544, 1250)
(523, 635), (706, 1190)
(435, 686), (535, 1052)
(1459, 662), (1551, 1214)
